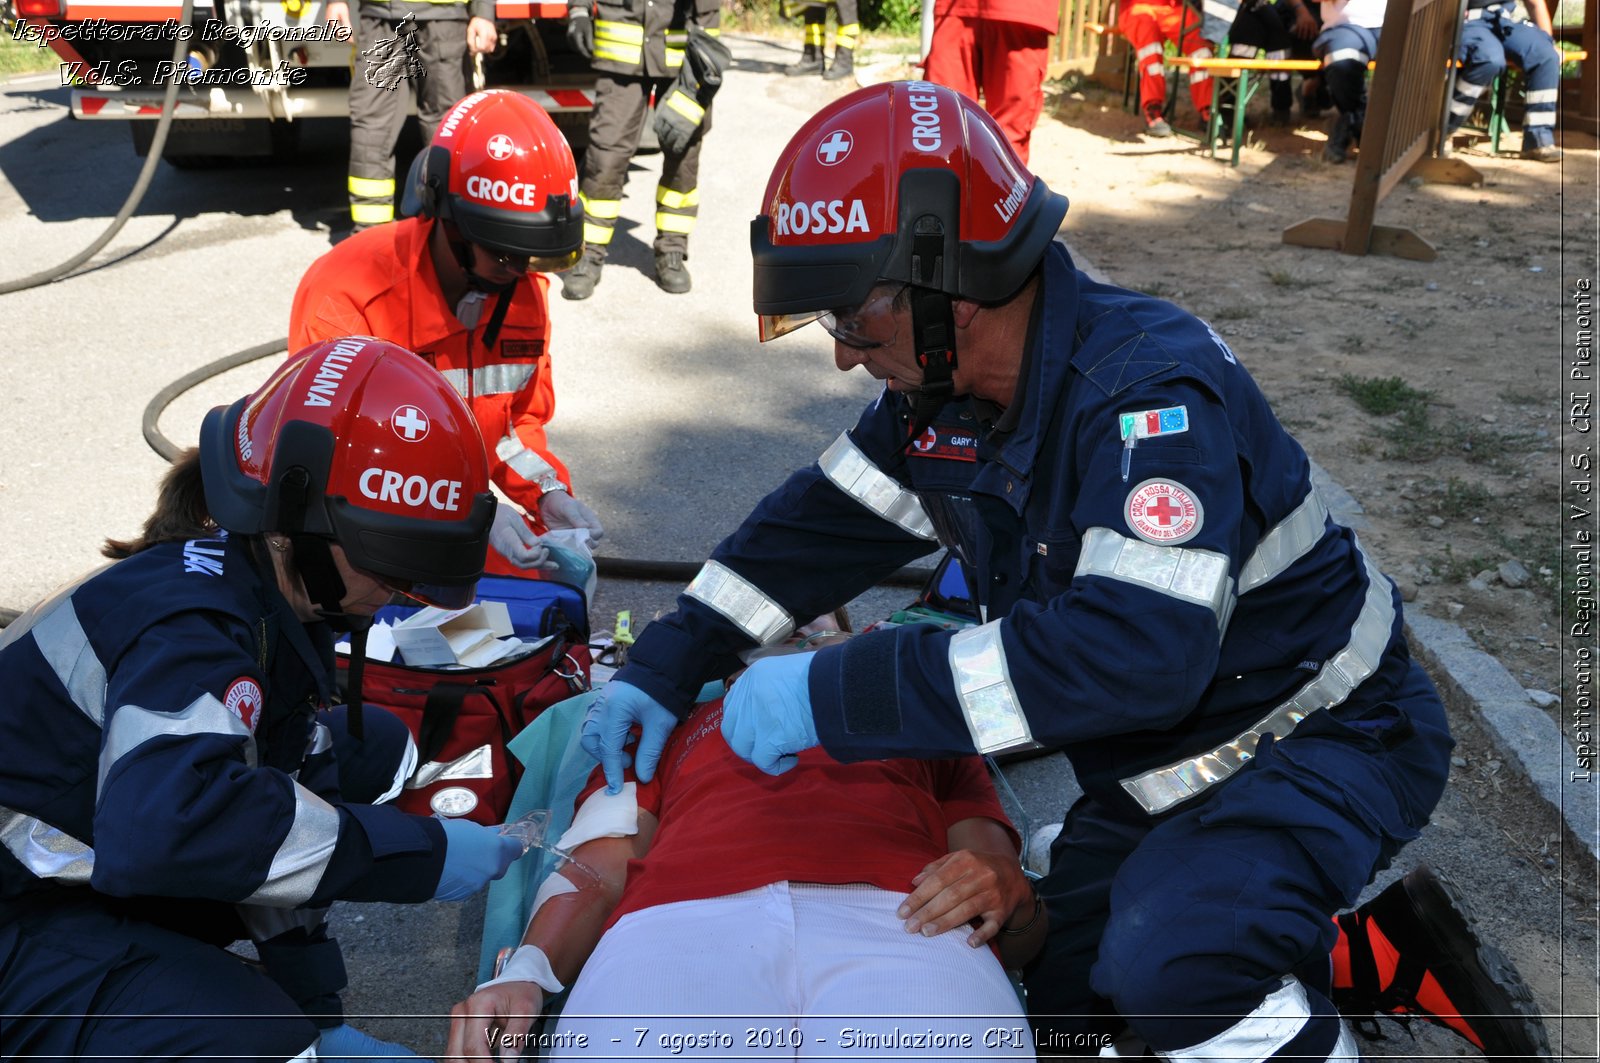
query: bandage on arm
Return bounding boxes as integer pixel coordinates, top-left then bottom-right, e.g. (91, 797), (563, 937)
(495, 796), (659, 991)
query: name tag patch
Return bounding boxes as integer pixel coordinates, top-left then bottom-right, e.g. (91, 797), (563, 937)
(909, 424), (978, 462)
(500, 340), (545, 360)
(1119, 404), (1189, 441)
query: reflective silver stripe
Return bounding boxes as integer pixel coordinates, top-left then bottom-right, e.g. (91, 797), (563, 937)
(817, 433), (936, 541)
(1526, 111), (1556, 125)
(0, 806), (94, 884)
(1455, 79), (1489, 97)
(1330, 1020), (1360, 1061)
(1120, 544), (1394, 814)
(243, 783), (340, 906)
(496, 434), (564, 493)
(1450, 98), (1481, 115)
(1526, 88), (1559, 104)
(99, 692), (254, 796)
(1324, 47), (1366, 64)
(948, 621), (1033, 754)
(1189, 70), (1211, 83)
(309, 721), (334, 756)
(29, 597), (108, 726)
(1237, 488), (1330, 594)
(407, 743), (494, 788)
(1136, 42), (1162, 60)
(685, 561), (795, 645)
(1076, 528), (1235, 631)
(377, 731), (418, 804)
(437, 364), (535, 397)
(1158, 977), (1311, 1062)
(1202, 0), (1236, 19)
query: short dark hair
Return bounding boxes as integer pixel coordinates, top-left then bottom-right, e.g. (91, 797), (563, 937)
(102, 449), (219, 559)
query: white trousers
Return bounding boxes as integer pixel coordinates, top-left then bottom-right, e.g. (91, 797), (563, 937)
(547, 882), (1034, 1061)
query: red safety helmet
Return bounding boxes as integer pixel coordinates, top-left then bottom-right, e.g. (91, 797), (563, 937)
(200, 337), (496, 610)
(751, 81), (1069, 341)
(402, 90), (584, 270)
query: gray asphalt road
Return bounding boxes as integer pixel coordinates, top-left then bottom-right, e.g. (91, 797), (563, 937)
(1, 36), (1593, 1061)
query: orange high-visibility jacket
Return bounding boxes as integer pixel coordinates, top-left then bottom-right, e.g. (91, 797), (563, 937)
(290, 218), (572, 527)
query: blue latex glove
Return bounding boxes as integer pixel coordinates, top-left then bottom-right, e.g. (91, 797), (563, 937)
(317, 1023), (422, 1062)
(579, 680), (679, 793)
(719, 652), (820, 775)
(433, 818), (523, 902)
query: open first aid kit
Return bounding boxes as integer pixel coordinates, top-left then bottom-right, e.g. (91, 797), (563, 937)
(337, 574), (592, 824)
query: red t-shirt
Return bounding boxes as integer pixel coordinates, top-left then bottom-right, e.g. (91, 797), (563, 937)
(579, 698), (1020, 930)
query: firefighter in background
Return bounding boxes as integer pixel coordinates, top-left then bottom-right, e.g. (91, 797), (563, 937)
(579, 82), (1551, 1063)
(324, 0), (498, 231)
(561, 0), (725, 298)
(0, 339), (523, 1061)
(1446, 0), (1563, 162)
(785, 0), (861, 81)
(1119, 0), (1214, 135)
(922, 0), (1058, 162)
(291, 91), (606, 577)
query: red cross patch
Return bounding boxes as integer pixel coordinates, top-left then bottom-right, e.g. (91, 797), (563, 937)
(223, 677), (263, 734)
(1125, 479), (1203, 545)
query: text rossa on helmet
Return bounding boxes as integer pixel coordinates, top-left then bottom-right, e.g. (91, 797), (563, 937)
(751, 81), (1070, 340)
(402, 90), (585, 271)
(200, 337), (496, 609)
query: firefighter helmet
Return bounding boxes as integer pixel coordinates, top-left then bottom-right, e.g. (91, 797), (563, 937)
(751, 81), (1069, 340)
(403, 90), (584, 271)
(200, 337), (496, 609)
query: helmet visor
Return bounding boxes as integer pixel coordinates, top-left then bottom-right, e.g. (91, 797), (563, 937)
(758, 310), (826, 342)
(360, 568), (479, 611)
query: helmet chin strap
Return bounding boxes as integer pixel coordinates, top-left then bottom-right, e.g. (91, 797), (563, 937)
(278, 467), (371, 741)
(903, 225), (959, 447)
(444, 224), (516, 351)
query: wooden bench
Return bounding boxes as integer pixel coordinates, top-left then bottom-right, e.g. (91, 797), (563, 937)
(1162, 54), (1322, 164)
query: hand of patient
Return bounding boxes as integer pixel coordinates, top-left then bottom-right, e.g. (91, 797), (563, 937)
(446, 981), (545, 1063)
(897, 849), (1033, 948)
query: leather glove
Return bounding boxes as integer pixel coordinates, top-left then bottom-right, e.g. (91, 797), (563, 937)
(539, 489), (605, 541)
(652, 27), (731, 156)
(579, 680), (679, 792)
(316, 1023), (421, 1062)
(490, 504), (555, 570)
(566, 7), (594, 59)
(720, 652), (819, 775)
(433, 818), (523, 901)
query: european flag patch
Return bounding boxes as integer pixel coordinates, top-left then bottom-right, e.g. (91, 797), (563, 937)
(1118, 404), (1190, 441)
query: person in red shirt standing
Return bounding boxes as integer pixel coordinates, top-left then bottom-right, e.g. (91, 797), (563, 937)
(291, 91), (606, 577)
(922, 0), (1058, 163)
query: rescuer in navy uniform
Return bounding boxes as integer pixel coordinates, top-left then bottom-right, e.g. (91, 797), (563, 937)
(580, 82), (1550, 1062)
(0, 339), (522, 1061)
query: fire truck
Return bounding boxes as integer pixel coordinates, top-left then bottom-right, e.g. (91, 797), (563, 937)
(4, 0), (596, 165)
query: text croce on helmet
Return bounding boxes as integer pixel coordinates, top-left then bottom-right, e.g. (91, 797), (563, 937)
(200, 337), (497, 615)
(402, 89), (584, 271)
(752, 82), (1069, 415)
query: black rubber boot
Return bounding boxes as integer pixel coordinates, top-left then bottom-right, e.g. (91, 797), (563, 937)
(823, 46), (854, 81)
(1324, 112), (1353, 163)
(1332, 866), (1552, 1062)
(561, 247), (604, 301)
(654, 250), (691, 294)
(785, 43), (823, 76)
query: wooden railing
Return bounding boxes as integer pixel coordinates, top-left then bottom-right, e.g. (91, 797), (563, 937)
(1283, 0), (1483, 260)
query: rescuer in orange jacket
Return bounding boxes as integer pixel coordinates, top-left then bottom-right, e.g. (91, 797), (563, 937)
(922, 0), (1059, 163)
(291, 91), (606, 577)
(1119, 0), (1215, 136)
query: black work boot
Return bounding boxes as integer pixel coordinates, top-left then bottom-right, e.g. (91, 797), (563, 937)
(1324, 112), (1353, 163)
(823, 46), (854, 81)
(654, 249), (691, 294)
(561, 247), (605, 301)
(785, 42), (824, 76)
(1332, 865), (1552, 1062)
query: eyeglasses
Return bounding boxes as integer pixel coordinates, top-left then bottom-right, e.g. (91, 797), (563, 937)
(817, 284), (906, 350)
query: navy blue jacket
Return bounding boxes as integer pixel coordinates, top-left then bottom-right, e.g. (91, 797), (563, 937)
(0, 534), (445, 910)
(618, 243), (1413, 819)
